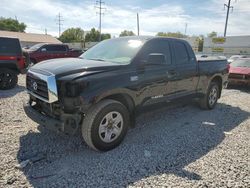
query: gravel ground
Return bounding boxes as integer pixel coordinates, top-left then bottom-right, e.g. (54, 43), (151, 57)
(0, 75), (249, 188)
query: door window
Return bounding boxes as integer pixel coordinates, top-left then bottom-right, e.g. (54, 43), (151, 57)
(45, 45), (67, 53)
(138, 39), (171, 65)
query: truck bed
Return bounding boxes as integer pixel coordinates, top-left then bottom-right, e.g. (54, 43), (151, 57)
(198, 58), (228, 74)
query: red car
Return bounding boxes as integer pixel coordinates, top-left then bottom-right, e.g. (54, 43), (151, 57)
(228, 58), (250, 86)
(24, 43), (83, 65)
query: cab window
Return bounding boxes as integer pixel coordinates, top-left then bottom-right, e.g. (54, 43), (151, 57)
(174, 42), (189, 64)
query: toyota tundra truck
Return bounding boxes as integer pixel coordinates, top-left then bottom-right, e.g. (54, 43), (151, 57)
(24, 36), (228, 151)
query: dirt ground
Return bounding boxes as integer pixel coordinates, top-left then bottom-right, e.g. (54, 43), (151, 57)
(0, 75), (249, 187)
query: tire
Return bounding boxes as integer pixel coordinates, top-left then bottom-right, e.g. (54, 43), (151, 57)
(82, 99), (130, 151)
(0, 68), (18, 90)
(199, 82), (220, 110)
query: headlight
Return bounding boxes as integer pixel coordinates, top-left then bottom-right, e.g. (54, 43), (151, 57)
(65, 82), (83, 97)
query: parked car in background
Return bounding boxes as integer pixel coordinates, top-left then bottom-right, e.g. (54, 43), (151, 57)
(228, 58), (250, 86)
(24, 43), (83, 65)
(228, 55), (247, 63)
(0, 37), (28, 90)
(24, 36), (228, 151)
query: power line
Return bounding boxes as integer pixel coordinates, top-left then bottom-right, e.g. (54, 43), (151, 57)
(224, 0), (236, 37)
(56, 13), (64, 37)
(95, 0), (106, 41)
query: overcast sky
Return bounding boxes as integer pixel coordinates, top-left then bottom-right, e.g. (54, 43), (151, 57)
(1, 0), (250, 37)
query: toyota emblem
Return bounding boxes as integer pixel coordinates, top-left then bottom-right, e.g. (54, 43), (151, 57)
(32, 81), (38, 91)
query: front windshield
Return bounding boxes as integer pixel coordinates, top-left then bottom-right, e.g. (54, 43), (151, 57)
(29, 43), (45, 51)
(231, 59), (250, 68)
(80, 38), (144, 64)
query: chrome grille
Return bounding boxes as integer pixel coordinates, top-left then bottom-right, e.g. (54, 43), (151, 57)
(27, 75), (49, 99)
(26, 70), (58, 103)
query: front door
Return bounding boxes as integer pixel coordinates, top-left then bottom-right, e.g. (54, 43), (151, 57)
(134, 38), (178, 106)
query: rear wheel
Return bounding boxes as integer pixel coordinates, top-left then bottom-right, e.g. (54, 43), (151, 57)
(199, 82), (219, 110)
(0, 68), (18, 90)
(82, 99), (130, 151)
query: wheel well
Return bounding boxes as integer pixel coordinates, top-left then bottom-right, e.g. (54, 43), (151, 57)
(102, 94), (135, 114)
(211, 76), (222, 98)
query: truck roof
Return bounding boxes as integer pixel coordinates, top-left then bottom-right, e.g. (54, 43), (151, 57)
(117, 36), (189, 42)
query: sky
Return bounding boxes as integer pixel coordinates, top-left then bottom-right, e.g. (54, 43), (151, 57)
(1, 0), (250, 37)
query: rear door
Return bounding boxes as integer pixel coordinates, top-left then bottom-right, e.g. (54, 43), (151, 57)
(171, 40), (199, 96)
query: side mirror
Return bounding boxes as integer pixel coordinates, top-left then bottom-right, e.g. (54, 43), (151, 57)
(41, 48), (47, 52)
(147, 53), (166, 65)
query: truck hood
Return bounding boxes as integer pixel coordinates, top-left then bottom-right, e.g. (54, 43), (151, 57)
(229, 66), (250, 75)
(30, 58), (123, 78)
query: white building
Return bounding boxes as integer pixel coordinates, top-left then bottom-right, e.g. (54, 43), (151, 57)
(203, 36), (250, 57)
(0, 30), (62, 48)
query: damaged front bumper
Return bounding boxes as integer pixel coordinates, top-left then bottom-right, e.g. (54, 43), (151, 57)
(23, 100), (82, 135)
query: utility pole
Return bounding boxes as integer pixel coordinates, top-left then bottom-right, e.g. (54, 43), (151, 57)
(56, 13), (63, 37)
(137, 13), (140, 36)
(185, 23), (188, 35)
(45, 28), (47, 35)
(224, 0), (234, 37)
(95, 1), (105, 41)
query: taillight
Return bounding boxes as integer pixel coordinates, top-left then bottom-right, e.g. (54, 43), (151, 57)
(0, 55), (25, 70)
(17, 56), (25, 70)
(0, 56), (16, 60)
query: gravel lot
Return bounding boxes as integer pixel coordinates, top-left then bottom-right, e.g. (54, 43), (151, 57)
(0, 75), (249, 188)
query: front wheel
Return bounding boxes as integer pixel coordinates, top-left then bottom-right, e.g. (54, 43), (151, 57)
(199, 82), (219, 110)
(0, 68), (18, 90)
(82, 99), (130, 151)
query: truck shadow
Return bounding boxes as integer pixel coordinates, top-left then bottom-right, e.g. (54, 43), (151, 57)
(0, 85), (26, 98)
(17, 102), (249, 187)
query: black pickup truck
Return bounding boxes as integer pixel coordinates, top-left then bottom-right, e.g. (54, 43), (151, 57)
(24, 36), (228, 151)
